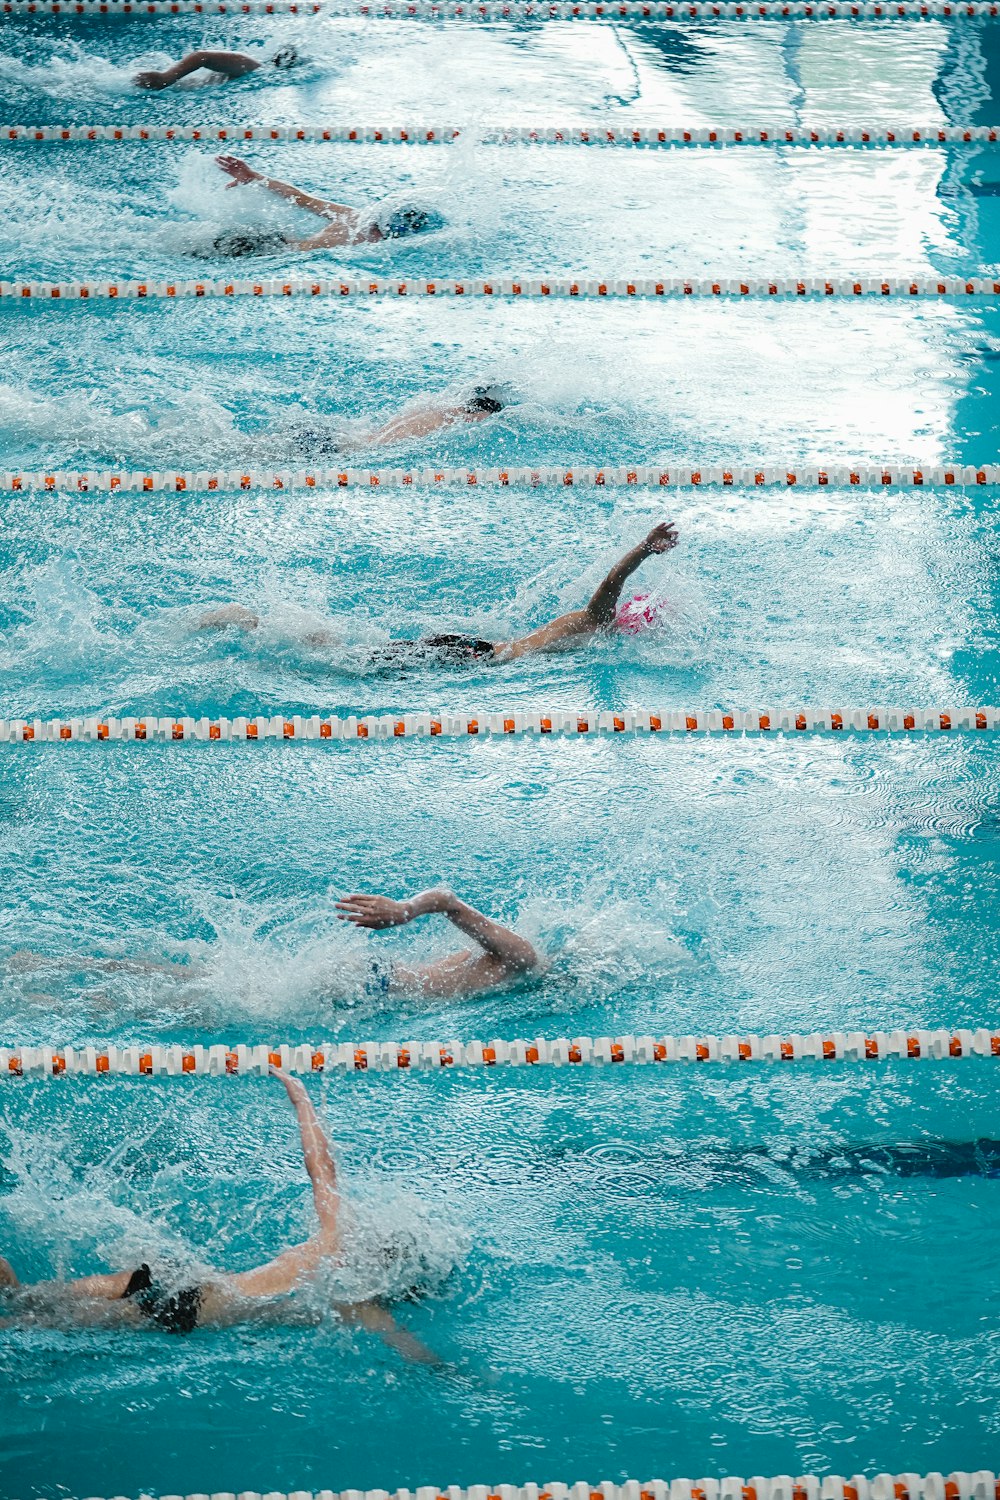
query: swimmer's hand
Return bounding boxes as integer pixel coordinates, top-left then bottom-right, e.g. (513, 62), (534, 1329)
(335, 893), (420, 929)
(216, 154), (262, 188)
(134, 69), (169, 89)
(337, 888), (456, 928)
(643, 520), (679, 555)
(269, 1064), (308, 1102)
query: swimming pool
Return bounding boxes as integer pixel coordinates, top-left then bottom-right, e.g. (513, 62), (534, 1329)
(1, 12), (999, 1500)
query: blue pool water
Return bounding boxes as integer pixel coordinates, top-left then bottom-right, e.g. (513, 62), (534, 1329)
(2, 14), (1000, 1500)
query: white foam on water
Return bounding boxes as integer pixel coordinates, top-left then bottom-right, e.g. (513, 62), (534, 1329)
(0, 42), (138, 100)
(322, 1189), (470, 1306)
(517, 880), (693, 1010)
(0, 558), (130, 677)
(0, 1111), (195, 1281)
(0, 378), (244, 468)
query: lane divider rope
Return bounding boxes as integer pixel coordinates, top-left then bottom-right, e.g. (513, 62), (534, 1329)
(36, 1481), (1000, 1500)
(3, 709), (998, 741)
(6, 274), (1000, 302)
(6, 0), (1000, 17)
(39, 1478), (1000, 1500)
(4, 1030), (1000, 1076)
(7, 123), (1000, 145)
(5, 465), (1000, 491)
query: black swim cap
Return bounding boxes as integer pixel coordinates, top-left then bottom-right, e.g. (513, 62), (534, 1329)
(466, 385), (506, 415)
(384, 207), (439, 237)
(272, 46), (299, 67)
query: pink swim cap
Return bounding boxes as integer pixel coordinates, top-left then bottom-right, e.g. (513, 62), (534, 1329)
(615, 592), (667, 634)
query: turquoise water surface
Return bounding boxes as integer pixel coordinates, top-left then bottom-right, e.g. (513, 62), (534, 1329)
(1, 14), (999, 1500)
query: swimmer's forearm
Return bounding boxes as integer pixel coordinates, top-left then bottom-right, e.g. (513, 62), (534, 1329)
(380, 1322), (447, 1367)
(255, 174), (350, 219)
(274, 1070), (340, 1226)
(407, 890), (537, 970)
(585, 540), (650, 623)
(401, 888), (452, 920)
(23, 953), (188, 976)
(346, 1302), (447, 1366)
(284, 1078), (337, 1184)
(89, 955), (185, 975)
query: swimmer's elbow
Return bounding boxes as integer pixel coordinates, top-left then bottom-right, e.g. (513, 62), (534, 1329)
(506, 939), (540, 974)
(585, 597), (615, 627)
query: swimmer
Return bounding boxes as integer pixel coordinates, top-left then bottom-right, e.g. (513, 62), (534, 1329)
(7, 886), (538, 1004)
(197, 520), (680, 667)
(134, 47), (299, 89)
(212, 153), (446, 251)
(272, 381), (511, 460)
(0, 1068), (445, 1359)
(336, 886), (539, 1000)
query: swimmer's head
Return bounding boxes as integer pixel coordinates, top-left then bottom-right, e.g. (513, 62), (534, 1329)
(272, 46), (300, 68)
(615, 592), (668, 634)
(368, 202), (446, 240)
(464, 382), (513, 415)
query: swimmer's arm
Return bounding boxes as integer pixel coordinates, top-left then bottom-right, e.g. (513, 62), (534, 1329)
(248, 177), (366, 244)
(215, 156), (355, 220)
(337, 889), (537, 972)
(492, 547), (646, 657)
(343, 1301), (447, 1367)
(428, 890), (538, 970)
(85, 955), (193, 976)
(355, 405), (467, 450)
(262, 178), (354, 219)
(6, 950), (197, 977)
(272, 1068), (340, 1234)
(492, 609), (594, 660)
(134, 50), (260, 88)
(584, 520), (679, 626)
(493, 520), (680, 660)
(350, 399), (499, 451)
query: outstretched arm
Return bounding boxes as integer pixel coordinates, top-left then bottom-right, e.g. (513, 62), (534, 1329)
(7, 950), (196, 977)
(348, 403), (491, 453)
(271, 1068), (340, 1234)
(494, 520), (679, 660)
(215, 155), (355, 222)
(221, 1071), (342, 1300)
(336, 888), (537, 973)
(342, 1300), (448, 1367)
(584, 520), (678, 624)
(0, 1254), (133, 1301)
(135, 50), (261, 89)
